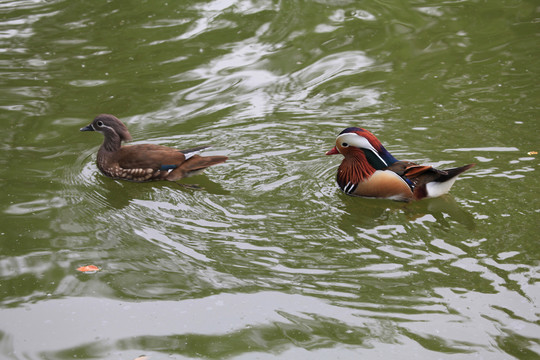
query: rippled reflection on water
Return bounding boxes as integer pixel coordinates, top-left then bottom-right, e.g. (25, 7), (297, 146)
(1, 0), (539, 359)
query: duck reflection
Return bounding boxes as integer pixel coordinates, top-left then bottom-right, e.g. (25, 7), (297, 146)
(88, 174), (229, 210)
(403, 195), (476, 230)
(337, 193), (475, 231)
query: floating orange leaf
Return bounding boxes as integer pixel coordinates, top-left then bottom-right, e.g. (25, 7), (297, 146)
(527, 151), (538, 155)
(76, 265), (100, 273)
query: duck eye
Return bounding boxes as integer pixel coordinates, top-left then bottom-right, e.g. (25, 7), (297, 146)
(342, 142), (349, 147)
(97, 121), (104, 127)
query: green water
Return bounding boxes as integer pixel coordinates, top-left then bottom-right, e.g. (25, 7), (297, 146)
(1, 0), (539, 359)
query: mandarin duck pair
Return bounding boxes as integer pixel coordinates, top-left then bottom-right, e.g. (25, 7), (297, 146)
(81, 115), (474, 201)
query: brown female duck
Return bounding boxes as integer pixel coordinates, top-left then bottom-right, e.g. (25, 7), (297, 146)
(80, 114), (227, 182)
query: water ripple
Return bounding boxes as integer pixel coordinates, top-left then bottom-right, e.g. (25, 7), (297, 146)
(1, 0), (539, 358)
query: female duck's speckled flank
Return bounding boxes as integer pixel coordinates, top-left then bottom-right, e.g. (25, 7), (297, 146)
(326, 127), (475, 201)
(80, 114), (227, 182)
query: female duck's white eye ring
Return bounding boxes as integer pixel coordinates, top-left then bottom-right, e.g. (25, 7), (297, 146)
(97, 121), (104, 127)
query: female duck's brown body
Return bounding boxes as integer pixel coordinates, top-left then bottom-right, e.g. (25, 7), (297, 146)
(81, 114), (227, 182)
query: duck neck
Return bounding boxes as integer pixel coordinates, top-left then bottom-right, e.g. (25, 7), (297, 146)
(337, 150), (376, 187)
(379, 144), (399, 165)
(100, 130), (122, 152)
(361, 145), (398, 170)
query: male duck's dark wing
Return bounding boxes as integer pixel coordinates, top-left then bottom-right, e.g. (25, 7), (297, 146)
(387, 161), (475, 199)
(387, 161), (446, 183)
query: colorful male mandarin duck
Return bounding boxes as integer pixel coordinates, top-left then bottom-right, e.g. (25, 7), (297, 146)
(326, 127), (475, 201)
(80, 114), (227, 182)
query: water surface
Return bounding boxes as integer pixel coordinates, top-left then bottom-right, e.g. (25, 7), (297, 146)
(1, 0), (539, 359)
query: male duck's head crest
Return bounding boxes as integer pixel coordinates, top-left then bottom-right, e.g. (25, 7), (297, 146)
(326, 127), (398, 170)
(338, 127), (383, 152)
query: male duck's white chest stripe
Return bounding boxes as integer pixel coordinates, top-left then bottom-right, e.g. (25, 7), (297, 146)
(343, 182), (358, 194)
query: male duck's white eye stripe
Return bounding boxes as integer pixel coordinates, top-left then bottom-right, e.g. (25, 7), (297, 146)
(336, 133), (388, 167)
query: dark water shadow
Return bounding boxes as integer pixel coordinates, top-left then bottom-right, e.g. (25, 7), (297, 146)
(82, 174), (230, 211)
(403, 196), (476, 230)
(336, 193), (476, 231)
